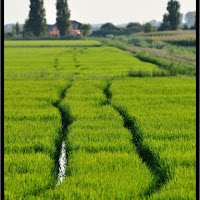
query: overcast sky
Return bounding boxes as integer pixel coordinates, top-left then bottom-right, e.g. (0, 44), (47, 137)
(4, 0), (196, 25)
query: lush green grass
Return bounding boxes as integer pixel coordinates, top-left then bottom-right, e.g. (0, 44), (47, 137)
(4, 79), (70, 199)
(136, 52), (195, 76)
(5, 44), (165, 79)
(94, 30), (196, 76)
(110, 77), (196, 199)
(4, 40), (196, 199)
(34, 79), (154, 199)
(4, 40), (102, 47)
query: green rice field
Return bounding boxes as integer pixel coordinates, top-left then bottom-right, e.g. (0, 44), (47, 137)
(4, 40), (196, 199)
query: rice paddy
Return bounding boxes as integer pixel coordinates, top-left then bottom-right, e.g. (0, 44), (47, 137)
(4, 40), (196, 199)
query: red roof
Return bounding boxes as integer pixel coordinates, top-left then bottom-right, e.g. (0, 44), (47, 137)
(48, 28), (81, 36)
(49, 29), (59, 35)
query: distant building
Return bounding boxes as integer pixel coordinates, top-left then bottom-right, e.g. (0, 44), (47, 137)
(70, 20), (81, 30)
(47, 20), (82, 36)
(49, 28), (59, 36)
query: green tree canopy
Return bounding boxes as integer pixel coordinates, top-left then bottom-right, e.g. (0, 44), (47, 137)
(80, 24), (91, 36)
(126, 22), (143, 32)
(12, 25), (16, 36)
(167, 0), (181, 30)
(23, 19), (32, 37)
(15, 22), (20, 36)
(24, 0), (47, 37)
(144, 23), (153, 33)
(159, 0), (181, 31)
(126, 22), (142, 29)
(100, 23), (118, 31)
(12, 22), (20, 36)
(183, 24), (189, 30)
(56, 0), (71, 37)
(159, 14), (171, 31)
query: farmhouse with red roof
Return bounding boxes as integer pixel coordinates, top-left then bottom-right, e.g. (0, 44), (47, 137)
(47, 20), (82, 36)
(49, 28), (59, 35)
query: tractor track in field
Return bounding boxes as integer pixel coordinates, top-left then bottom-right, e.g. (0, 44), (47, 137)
(52, 80), (73, 186)
(53, 51), (68, 70)
(102, 81), (171, 198)
(53, 47), (87, 70)
(72, 47), (87, 68)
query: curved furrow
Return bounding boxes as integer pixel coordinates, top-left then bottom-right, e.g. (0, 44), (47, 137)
(52, 80), (73, 186)
(103, 81), (171, 198)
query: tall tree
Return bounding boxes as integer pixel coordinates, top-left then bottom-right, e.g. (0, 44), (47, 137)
(12, 22), (20, 37)
(24, 0), (47, 37)
(12, 25), (16, 36)
(167, 0), (181, 30)
(159, 0), (181, 31)
(56, 0), (71, 36)
(15, 22), (20, 36)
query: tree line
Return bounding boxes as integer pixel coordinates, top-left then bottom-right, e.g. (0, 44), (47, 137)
(92, 0), (195, 37)
(159, 0), (195, 31)
(6, 0), (196, 39)
(21, 0), (90, 37)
